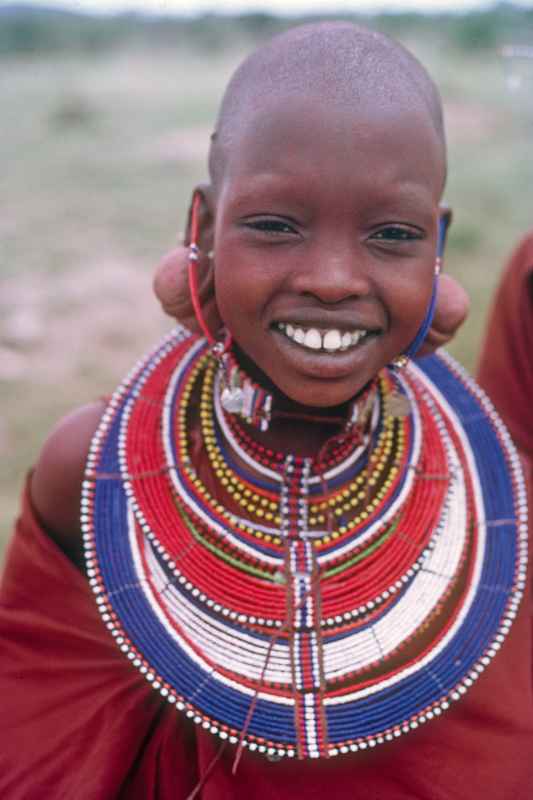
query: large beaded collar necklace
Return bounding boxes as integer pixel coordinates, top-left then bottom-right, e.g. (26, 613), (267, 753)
(83, 326), (527, 761)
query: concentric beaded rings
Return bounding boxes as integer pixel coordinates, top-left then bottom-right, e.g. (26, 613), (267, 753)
(83, 327), (527, 760)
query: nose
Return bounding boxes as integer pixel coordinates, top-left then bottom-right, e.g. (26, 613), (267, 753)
(290, 239), (372, 305)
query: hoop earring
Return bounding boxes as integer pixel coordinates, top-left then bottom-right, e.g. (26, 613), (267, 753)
(188, 192), (215, 345)
(188, 196), (272, 428)
(392, 209), (450, 368)
(398, 256), (441, 364)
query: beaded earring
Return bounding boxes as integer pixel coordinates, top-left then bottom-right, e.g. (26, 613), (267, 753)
(188, 192), (216, 345)
(391, 209), (451, 369)
(390, 255), (441, 370)
(188, 192), (274, 431)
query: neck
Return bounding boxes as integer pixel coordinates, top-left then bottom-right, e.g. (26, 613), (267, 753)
(241, 413), (348, 459)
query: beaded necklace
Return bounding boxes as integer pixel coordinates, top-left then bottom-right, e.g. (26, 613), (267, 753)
(201, 362), (403, 537)
(83, 326), (527, 761)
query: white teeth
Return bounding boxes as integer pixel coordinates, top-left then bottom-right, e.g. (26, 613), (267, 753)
(304, 328), (322, 350)
(341, 332), (352, 349)
(277, 322), (369, 352)
(323, 329), (342, 352)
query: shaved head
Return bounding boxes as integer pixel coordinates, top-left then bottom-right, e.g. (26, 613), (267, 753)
(208, 21), (446, 191)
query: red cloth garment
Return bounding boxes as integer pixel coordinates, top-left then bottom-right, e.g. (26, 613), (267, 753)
(2, 483), (533, 800)
(478, 232), (533, 465)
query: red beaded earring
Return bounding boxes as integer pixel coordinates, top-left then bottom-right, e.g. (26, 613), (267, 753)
(188, 192), (216, 345)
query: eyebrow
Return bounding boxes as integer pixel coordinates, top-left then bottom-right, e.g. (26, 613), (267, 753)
(220, 172), (312, 209)
(224, 173), (436, 220)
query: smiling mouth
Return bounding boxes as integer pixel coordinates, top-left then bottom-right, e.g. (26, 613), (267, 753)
(274, 322), (376, 354)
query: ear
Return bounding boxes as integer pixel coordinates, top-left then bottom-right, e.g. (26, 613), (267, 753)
(185, 183), (216, 254)
(437, 204), (453, 261)
(180, 183), (222, 340)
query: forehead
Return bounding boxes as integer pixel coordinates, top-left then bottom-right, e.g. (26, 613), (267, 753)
(220, 94), (445, 204)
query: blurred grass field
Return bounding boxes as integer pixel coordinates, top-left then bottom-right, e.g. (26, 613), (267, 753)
(1, 32), (533, 557)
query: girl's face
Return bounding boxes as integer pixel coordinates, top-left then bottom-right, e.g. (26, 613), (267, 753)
(211, 97), (445, 409)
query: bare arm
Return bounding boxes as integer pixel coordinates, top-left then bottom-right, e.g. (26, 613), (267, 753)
(30, 400), (106, 570)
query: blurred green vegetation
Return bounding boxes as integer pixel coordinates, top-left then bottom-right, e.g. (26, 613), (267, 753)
(1, 5), (533, 556)
(1, 3), (533, 55)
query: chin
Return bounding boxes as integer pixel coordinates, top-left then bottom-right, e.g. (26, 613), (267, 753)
(272, 375), (372, 412)
(232, 340), (378, 412)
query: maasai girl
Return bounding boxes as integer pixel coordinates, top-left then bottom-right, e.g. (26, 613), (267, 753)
(2, 21), (532, 800)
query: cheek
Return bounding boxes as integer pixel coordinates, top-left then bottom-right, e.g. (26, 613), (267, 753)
(214, 259), (261, 334)
(214, 271), (236, 332)
(214, 243), (279, 327)
(389, 263), (435, 321)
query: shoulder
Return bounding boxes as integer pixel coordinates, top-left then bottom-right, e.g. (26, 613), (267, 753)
(30, 400), (106, 569)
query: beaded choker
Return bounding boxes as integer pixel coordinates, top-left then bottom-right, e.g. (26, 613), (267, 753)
(83, 326), (527, 761)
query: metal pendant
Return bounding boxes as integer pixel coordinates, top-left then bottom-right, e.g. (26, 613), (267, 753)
(385, 390), (411, 419)
(221, 386), (245, 415)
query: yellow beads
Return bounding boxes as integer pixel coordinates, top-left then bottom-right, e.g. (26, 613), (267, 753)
(178, 358), (410, 550)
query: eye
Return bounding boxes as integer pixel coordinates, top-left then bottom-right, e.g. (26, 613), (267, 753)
(242, 217), (298, 236)
(369, 225), (424, 243)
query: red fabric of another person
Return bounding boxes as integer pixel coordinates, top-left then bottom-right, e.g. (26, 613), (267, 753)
(478, 232), (533, 465)
(2, 482), (533, 800)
